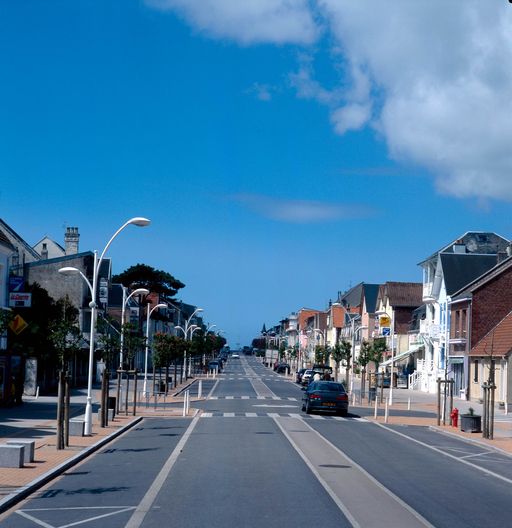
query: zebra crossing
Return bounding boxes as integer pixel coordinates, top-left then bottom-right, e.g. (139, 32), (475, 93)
(208, 396), (298, 401)
(200, 411), (368, 421)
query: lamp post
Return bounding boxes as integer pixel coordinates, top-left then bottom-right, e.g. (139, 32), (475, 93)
(143, 302), (167, 397)
(376, 309), (395, 405)
(349, 319), (368, 394)
(120, 287), (149, 368)
(59, 216), (150, 435)
(176, 308), (203, 381)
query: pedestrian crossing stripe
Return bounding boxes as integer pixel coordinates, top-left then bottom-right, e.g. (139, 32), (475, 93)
(199, 412), (367, 421)
(207, 396), (298, 401)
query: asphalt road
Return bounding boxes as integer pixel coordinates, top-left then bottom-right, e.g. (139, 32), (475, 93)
(2, 355), (512, 527)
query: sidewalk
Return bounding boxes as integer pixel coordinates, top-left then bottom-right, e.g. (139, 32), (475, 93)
(0, 378), (197, 515)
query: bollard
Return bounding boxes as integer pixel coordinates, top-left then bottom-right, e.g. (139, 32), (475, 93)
(198, 380), (203, 399)
(385, 397), (389, 424)
(374, 393), (379, 419)
(352, 392), (355, 406)
(408, 397), (411, 411)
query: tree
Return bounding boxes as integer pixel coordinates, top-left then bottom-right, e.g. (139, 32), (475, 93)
(332, 340), (351, 385)
(112, 264), (185, 298)
(121, 322), (145, 370)
(357, 340), (373, 396)
(314, 345), (329, 365)
(48, 297), (81, 370)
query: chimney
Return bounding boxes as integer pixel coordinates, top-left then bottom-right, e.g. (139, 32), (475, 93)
(41, 242), (48, 260)
(65, 227), (80, 255)
(452, 239), (466, 254)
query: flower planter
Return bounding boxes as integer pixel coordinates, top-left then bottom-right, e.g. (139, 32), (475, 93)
(460, 414), (481, 433)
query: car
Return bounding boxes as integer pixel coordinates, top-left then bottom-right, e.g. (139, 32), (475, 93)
(296, 368), (307, 384)
(301, 369), (315, 385)
(208, 360), (222, 372)
(301, 381), (349, 416)
(276, 363), (290, 374)
(377, 374), (391, 388)
(231, 353), (240, 359)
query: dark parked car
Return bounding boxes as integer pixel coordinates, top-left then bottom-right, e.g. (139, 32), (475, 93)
(301, 381), (349, 416)
(276, 363), (290, 374)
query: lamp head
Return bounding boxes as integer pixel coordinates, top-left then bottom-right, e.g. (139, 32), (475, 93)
(128, 217), (151, 227)
(58, 266), (80, 276)
(133, 288), (150, 296)
(155, 303), (167, 310)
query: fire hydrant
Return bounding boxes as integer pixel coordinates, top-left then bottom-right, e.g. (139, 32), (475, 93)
(450, 407), (459, 428)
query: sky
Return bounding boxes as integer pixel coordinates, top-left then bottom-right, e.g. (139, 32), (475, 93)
(1, 0), (512, 347)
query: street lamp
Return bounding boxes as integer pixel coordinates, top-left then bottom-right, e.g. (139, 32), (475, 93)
(58, 216), (150, 435)
(143, 302), (167, 397)
(349, 318), (368, 393)
(376, 309), (395, 405)
(120, 287), (149, 368)
(176, 308), (203, 381)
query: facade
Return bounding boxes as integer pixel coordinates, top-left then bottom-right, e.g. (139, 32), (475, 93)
(375, 281), (423, 379)
(418, 232), (509, 394)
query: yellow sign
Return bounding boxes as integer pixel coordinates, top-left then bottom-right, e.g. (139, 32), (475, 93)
(379, 315), (391, 327)
(9, 314), (28, 335)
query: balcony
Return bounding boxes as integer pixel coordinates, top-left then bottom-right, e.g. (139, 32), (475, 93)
(422, 282), (436, 302)
(419, 320), (441, 340)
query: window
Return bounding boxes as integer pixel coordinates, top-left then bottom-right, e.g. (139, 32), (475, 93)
(461, 309), (467, 338)
(474, 360), (479, 383)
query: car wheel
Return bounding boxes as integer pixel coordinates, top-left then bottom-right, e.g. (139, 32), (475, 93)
(337, 409), (348, 417)
(301, 404), (306, 412)
(305, 402), (312, 414)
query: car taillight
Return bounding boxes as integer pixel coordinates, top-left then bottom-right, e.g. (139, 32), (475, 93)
(336, 394), (348, 401)
(310, 394), (321, 400)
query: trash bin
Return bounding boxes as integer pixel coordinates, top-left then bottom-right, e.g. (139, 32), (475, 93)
(368, 387), (376, 402)
(158, 381), (166, 393)
(107, 396), (116, 418)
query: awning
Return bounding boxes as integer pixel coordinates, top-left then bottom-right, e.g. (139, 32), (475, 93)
(380, 345), (423, 367)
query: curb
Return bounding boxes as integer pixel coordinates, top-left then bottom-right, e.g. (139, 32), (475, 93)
(0, 416), (143, 515)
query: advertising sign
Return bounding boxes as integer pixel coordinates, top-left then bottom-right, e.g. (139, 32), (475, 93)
(9, 292), (32, 308)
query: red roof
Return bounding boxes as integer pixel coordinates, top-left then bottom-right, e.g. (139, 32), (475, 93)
(470, 310), (512, 358)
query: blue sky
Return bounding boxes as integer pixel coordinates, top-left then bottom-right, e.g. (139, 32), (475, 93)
(1, 1), (511, 347)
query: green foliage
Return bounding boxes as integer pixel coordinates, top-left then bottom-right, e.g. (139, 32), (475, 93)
(357, 340), (373, 370)
(48, 296), (82, 369)
(332, 340), (351, 367)
(0, 308), (14, 334)
(371, 337), (387, 368)
(96, 315), (120, 366)
(153, 334), (186, 368)
(314, 345), (330, 365)
(121, 322), (145, 368)
(112, 263), (185, 298)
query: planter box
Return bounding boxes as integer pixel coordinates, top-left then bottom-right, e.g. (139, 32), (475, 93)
(460, 414), (481, 433)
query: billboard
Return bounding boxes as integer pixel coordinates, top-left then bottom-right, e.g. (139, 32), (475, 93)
(9, 292), (32, 308)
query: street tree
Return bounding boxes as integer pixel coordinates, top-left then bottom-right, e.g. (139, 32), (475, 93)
(331, 340), (351, 385)
(112, 264), (185, 299)
(357, 340), (373, 396)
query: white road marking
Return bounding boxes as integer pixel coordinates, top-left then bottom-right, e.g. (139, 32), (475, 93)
(126, 415), (201, 528)
(246, 413), (258, 417)
(16, 506), (136, 528)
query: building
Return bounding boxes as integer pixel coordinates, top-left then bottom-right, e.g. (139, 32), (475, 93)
(418, 232), (509, 393)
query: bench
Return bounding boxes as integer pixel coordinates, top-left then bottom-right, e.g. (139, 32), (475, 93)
(6, 439), (35, 463)
(0, 444), (25, 468)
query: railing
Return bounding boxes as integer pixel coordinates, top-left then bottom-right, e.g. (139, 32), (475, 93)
(409, 370), (423, 390)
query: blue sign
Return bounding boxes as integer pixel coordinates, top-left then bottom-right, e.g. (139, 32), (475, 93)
(9, 276), (24, 292)
(381, 327), (391, 336)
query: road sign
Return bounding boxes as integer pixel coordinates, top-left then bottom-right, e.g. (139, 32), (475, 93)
(9, 314), (28, 335)
(8, 276), (24, 292)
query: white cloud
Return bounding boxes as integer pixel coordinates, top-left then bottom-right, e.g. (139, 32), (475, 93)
(232, 194), (373, 223)
(145, 0), (319, 45)
(147, 0), (512, 201)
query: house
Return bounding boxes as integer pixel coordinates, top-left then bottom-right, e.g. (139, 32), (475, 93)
(296, 307), (321, 366)
(417, 232), (509, 393)
(449, 253), (512, 404)
(374, 281), (423, 380)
